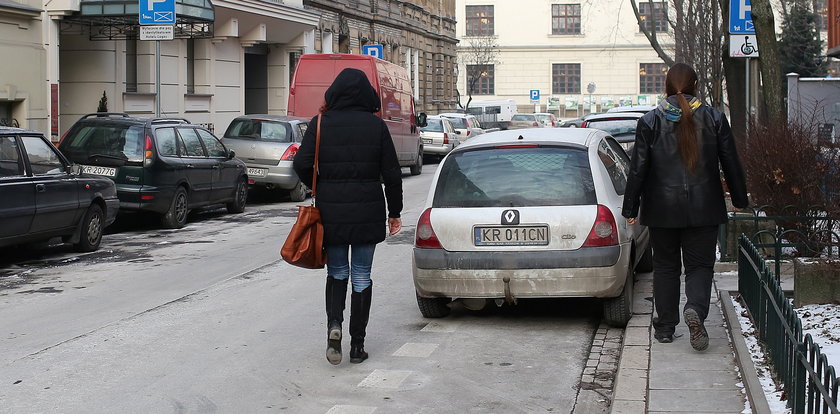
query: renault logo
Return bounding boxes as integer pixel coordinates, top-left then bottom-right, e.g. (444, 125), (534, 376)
(501, 210), (520, 225)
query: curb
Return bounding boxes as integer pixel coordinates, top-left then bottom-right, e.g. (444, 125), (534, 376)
(719, 289), (773, 414)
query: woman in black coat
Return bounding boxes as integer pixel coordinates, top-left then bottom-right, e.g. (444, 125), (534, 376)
(621, 63), (748, 351)
(293, 68), (403, 365)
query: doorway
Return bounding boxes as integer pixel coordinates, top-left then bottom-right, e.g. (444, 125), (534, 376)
(244, 46), (268, 114)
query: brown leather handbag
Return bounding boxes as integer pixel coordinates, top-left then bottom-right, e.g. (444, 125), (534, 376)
(281, 115), (327, 269)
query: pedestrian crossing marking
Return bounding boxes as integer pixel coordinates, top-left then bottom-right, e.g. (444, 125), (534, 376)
(326, 405), (377, 414)
(420, 321), (458, 333)
(392, 342), (439, 358)
(357, 369), (413, 389)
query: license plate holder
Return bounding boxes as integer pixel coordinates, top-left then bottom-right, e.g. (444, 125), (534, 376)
(247, 167), (268, 178)
(473, 225), (549, 246)
(81, 165), (117, 177)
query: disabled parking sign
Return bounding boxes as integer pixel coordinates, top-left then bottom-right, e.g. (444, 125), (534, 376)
(139, 0), (176, 25)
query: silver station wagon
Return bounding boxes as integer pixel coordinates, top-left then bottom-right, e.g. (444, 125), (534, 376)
(222, 115), (310, 201)
(412, 128), (651, 327)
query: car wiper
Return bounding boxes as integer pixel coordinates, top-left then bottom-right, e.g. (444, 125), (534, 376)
(87, 153), (127, 161)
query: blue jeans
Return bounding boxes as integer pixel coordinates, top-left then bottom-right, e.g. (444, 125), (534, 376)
(326, 244), (376, 293)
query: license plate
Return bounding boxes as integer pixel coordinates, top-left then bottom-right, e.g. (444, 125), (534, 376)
(247, 167), (268, 178)
(82, 165), (117, 177)
(474, 225), (549, 246)
(422, 138), (432, 144)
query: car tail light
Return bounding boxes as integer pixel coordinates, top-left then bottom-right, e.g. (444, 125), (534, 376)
(466, 130), (471, 136)
(532, 122), (539, 127)
(443, 133), (449, 144)
(415, 208), (442, 249)
(144, 135), (154, 164)
(582, 205), (619, 247)
(280, 143), (299, 161)
(581, 121), (589, 128)
(551, 120), (556, 127)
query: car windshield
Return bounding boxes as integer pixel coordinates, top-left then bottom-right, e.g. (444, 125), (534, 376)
(511, 114), (535, 121)
(225, 119), (293, 142)
(433, 146), (596, 207)
(587, 119), (639, 138)
(421, 119), (445, 132)
(445, 117), (468, 129)
(61, 124), (145, 163)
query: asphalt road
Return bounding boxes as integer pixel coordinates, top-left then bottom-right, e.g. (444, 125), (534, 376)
(0, 163), (605, 413)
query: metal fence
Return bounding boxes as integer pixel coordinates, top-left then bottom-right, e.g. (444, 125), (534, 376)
(738, 235), (839, 413)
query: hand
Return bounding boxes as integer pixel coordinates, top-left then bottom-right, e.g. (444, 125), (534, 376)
(626, 217), (638, 225)
(388, 218), (402, 235)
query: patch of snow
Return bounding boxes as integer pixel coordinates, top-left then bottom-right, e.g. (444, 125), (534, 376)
(732, 297), (791, 414)
(794, 303), (840, 367)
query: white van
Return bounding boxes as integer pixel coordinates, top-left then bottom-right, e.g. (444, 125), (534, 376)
(463, 99), (518, 130)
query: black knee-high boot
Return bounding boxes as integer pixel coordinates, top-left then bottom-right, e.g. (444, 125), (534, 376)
(325, 276), (348, 365)
(349, 285), (372, 363)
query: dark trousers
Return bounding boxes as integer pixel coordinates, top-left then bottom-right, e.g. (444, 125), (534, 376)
(650, 225), (719, 335)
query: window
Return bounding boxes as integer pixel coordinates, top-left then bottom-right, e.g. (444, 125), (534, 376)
(21, 135), (66, 175)
(155, 128), (178, 157)
(186, 38), (195, 94)
(126, 39), (137, 92)
(639, 63), (668, 94)
(552, 63), (581, 94)
(815, 0), (828, 31)
(639, 1), (668, 33)
(467, 64), (494, 95)
(598, 140), (627, 195)
(0, 136), (22, 177)
(289, 51), (301, 84)
(176, 128), (206, 157)
(196, 129), (227, 157)
(466, 5), (494, 36)
(552, 4), (581, 35)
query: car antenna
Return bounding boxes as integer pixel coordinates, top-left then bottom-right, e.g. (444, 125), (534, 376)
(518, 135), (524, 140)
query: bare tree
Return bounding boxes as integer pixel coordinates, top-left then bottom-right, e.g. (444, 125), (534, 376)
(459, 35), (500, 110)
(751, 0), (786, 127)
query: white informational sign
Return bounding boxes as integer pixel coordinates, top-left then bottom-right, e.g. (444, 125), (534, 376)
(140, 25), (174, 41)
(730, 34), (758, 57)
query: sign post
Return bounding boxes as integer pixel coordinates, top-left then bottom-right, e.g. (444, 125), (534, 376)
(729, 0), (755, 132)
(139, 0), (176, 117)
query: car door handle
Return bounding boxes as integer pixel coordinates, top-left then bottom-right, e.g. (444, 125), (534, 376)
(212, 165), (220, 170)
(36, 184), (46, 192)
(186, 164), (194, 169)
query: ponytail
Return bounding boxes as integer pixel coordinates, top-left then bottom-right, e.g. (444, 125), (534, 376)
(675, 93), (698, 172)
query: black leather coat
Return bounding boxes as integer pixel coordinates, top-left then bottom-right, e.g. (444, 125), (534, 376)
(621, 99), (748, 228)
(293, 69), (403, 245)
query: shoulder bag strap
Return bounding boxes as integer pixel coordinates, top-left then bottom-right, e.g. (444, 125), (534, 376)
(311, 114), (321, 200)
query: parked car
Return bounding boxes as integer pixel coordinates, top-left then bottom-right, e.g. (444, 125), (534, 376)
(581, 112), (645, 151)
(559, 112), (600, 128)
(438, 113), (490, 139)
(412, 128), (651, 327)
(606, 105), (656, 114)
(222, 115), (310, 201)
(58, 113), (248, 229)
(508, 114), (544, 130)
(534, 112), (558, 127)
(420, 116), (460, 159)
(1, 127), (119, 251)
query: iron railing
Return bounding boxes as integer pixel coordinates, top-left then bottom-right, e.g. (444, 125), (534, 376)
(738, 235), (839, 413)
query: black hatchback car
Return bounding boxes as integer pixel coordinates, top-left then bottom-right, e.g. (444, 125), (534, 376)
(0, 127), (119, 251)
(59, 113), (248, 228)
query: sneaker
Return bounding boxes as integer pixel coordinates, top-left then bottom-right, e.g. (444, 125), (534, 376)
(684, 308), (709, 351)
(654, 332), (674, 343)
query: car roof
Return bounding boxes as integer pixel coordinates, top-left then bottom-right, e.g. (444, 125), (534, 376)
(455, 128), (602, 151)
(232, 114), (309, 123)
(0, 126), (43, 135)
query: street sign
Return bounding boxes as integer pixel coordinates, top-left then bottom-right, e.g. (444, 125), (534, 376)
(530, 89), (540, 103)
(139, 0), (176, 25)
(362, 44), (384, 59)
(140, 25), (174, 40)
(730, 34), (759, 57)
(729, 0), (754, 34)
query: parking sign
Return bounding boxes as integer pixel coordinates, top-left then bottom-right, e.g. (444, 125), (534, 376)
(362, 44), (384, 59)
(530, 90), (540, 102)
(139, 0), (176, 25)
(729, 0), (754, 34)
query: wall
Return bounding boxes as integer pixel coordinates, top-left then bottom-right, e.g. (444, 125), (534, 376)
(0, 6), (47, 132)
(787, 73), (840, 142)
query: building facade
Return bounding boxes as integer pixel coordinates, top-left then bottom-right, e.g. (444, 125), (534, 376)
(0, 0), (48, 132)
(829, 0), (839, 58)
(302, 0), (458, 115)
(455, 0), (673, 118)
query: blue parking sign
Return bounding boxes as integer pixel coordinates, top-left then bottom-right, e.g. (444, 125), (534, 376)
(139, 0), (176, 25)
(362, 44), (384, 59)
(530, 90), (540, 101)
(729, 0), (754, 34)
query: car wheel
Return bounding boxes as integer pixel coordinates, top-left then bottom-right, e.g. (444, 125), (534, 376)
(603, 265), (634, 327)
(416, 292), (451, 318)
(409, 149), (423, 176)
(288, 180), (307, 202)
(227, 178), (248, 213)
(161, 186), (189, 229)
(635, 244), (653, 273)
(73, 204), (104, 252)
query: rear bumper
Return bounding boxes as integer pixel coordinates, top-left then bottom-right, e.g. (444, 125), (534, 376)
(115, 184), (174, 214)
(423, 143), (455, 155)
(412, 245), (630, 299)
(246, 162), (299, 189)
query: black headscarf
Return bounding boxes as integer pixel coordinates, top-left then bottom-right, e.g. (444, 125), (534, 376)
(324, 68), (381, 113)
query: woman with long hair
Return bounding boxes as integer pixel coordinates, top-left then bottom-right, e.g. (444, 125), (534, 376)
(293, 68), (403, 365)
(622, 63), (748, 351)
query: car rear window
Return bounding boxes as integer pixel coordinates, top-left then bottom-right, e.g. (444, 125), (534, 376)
(421, 119), (445, 132)
(433, 146), (596, 207)
(511, 114), (535, 121)
(445, 117), (468, 129)
(586, 119), (639, 138)
(61, 123), (145, 163)
(225, 119), (293, 142)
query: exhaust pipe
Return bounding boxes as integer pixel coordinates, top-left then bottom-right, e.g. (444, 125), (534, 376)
(502, 277), (517, 305)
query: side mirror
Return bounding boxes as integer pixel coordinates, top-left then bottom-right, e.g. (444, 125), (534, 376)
(70, 164), (82, 175)
(416, 113), (428, 127)
(228, 149), (236, 160)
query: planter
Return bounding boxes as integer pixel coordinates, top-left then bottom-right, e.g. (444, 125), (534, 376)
(793, 258), (840, 307)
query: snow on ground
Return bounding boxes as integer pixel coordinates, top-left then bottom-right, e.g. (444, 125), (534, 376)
(733, 297), (840, 413)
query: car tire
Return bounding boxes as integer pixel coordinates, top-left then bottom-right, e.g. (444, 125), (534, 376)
(73, 204), (104, 252)
(227, 178), (248, 213)
(288, 180), (307, 202)
(635, 244), (653, 273)
(161, 186), (189, 229)
(416, 293), (450, 318)
(603, 266), (634, 328)
(409, 149), (423, 176)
